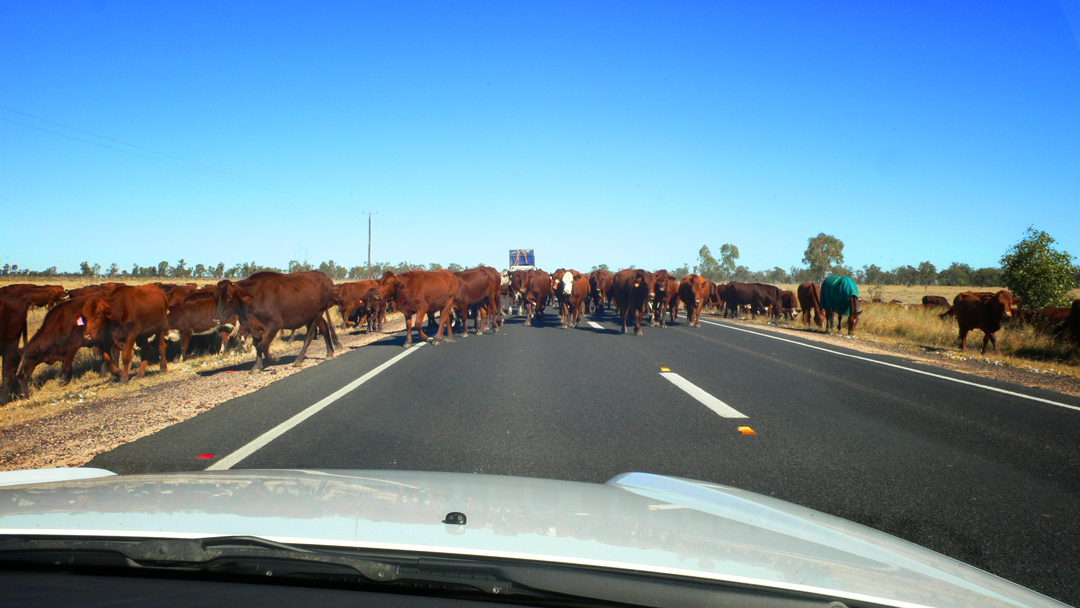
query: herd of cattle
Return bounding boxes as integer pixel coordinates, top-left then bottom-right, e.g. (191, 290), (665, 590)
(1, 266), (1079, 404)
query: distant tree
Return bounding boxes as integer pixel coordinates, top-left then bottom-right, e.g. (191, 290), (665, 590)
(971, 267), (1002, 287)
(347, 266), (365, 280)
(193, 264), (207, 278)
(1, 264), (10, 276)
(107, 263), (119, 278)
(938, 262), (972, 286)
(590, 263), (610, 273)
(79, 261), (97, 277)
(673, 264), (690, 278)
(445, 263), (463, 273)
(830, 265), (853, 278)
(788, 266), (815, 283)
(695, 245), (721, 281)
(891, 265), (918, 287)
(1000, 228), (1078, 308)
(427, 263), (444, 271)
(157, 261), (172, 277)
(916, 261), (937, 289)
(803, 233), (845, 282)
(860, 264), (887, 285)
(173, 259), (188, 278)
(718, 244), (739, 280)
(288, 260), (313, 273)
(765, 267), (788, 283)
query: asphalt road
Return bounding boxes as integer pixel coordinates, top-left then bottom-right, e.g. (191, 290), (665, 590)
(90, 306), (1080, 605)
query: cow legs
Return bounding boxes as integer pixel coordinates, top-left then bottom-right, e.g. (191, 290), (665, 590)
(325, 310), (342, 349)
(957, 326), (969, 351)
(982, 331), (999, 355)
(252, 326), (279, 371)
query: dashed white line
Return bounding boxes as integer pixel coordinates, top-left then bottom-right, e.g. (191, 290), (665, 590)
(697, 319), (1080, 413)
(207, 343), (427, 470)
(660, 372), (748, 418)
(587, 321), (604, 330)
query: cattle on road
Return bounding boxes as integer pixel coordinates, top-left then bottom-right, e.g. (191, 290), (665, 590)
(653, 278), (680, 328)
(718, 282), (783, 321)
(377, 270), (459, 347)
(214, 271), (339, 369)
(516, 269), (552, 327)
(452, 266), (502, 336)
(678, 274), (711, 328)
(588, 269), (614, 314)
(613, 269), (655, 335)
(332, 280), (379, 330)
(554, 270), (590, 329)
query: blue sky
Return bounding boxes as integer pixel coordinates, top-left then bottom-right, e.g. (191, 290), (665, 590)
(2, 1), (1079, 274)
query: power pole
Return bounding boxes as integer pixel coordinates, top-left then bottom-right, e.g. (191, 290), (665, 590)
(366, 211), (374, 279)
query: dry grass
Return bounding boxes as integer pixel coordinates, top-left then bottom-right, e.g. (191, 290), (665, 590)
(740, 284), (1080, 379)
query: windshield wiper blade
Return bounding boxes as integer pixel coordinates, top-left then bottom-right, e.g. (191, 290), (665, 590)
(0, 536), (514, 595)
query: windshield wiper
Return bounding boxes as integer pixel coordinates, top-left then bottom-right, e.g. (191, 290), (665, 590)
(0, 535), (512, 595)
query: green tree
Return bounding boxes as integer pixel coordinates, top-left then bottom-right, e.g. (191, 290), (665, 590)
(79, 261), (97, 277)
(212, 263), (225, 278)
(193, 264), (207, 278)
(916, 261), (937, 289)
(157, 261), (172, 277)
(447, 263), (464, 273)
(802, 233), (845, 282)
(694, 245), (721, 281)
(673, 264), (690, 278)
(1000, 228), (1078, 308)
(427, 262), (444, 271)
(938, 262), (972, 286)
(107, 263), (119, 278)
(766, 267), (788, 283)
(892, 265), (918, 287)
(718, 244), (739, 279)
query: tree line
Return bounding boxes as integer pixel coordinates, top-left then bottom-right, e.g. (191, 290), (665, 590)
(0, 259), (482, 281)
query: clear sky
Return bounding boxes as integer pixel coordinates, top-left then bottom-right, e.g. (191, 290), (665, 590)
(2, 1), (1079, 275)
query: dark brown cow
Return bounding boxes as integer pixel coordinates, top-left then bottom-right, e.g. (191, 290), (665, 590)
(796, 282), (823, 328)
(0, 284), (67, 309)
(588, 269), (614, 314)
(718, 282), (783, 320)
(780, 290), (798, 321)
(653, 278), (680, 328)
(0, 295), (29, 404)
(67, 284), (113, 299)
(332, 280), (379, 329)
(152, 282), (201, 306)
(1034, 306), (1072, 335)
(517, 269), (552, 326)
(612, 269), (655, 335)
(79, 285), (170, 382)
(214, 271), (339, 369)
(377, 270), (459, 347)
(1068, 299), (1080, 346)
(678, 274), (710, 328)
(507, 270), (532, 317)
(452, 266), (502, 336)
(951, 290), (1014, 354)
(15, 297), (109, 389)
(653, 269), (671, 284)
(553, 270), (590, 329)
(165, 292), (240, 362)
(922, 295), (950, 308)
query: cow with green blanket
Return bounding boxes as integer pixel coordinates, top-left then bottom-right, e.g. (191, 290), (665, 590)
(820, 275), (862, 335)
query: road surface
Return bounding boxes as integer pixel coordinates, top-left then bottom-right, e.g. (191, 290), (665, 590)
(90, 307), (1080, 605)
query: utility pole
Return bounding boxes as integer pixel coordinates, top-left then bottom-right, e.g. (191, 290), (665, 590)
(366, 211), (375, 279)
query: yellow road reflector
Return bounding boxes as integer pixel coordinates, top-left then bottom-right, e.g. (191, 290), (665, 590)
(738, 426), (756, 435)
(660, 367), (670, 372)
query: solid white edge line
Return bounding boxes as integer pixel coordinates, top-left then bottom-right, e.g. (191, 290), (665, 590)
(698, 319), (1080, 413)
(206, 343), (427, 471)
(587, 321), (604, 329)
(659, 372), (748, 419)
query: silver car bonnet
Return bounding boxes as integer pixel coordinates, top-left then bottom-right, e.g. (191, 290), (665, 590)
(0, 469), (1066, 608)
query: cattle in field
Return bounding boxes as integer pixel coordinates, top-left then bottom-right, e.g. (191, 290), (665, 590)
(1068, 299), (1080, 346)
(517, 269), (552, 326)
(588, 269), (614, 314)
(797, 282), (823, 328)
(612, 269), (655, 335)
(718, 282), (783, 320)
(214, 271), (339, 369)
(554, 270), (590, 329)
(15, 297), (110, 390)
(332, 280), (379, 329)
(950, 290), (1014, 354)
(779, 290), (797, 320)
(0, 284), (67, 310)
(678, 274), (710, 328)
(165, 291), (241, 362)
(0, 295), (29, 404)
(653, 278), (680, 328)
(79, 284), (170, 382)
(922, 295), (950, 308)
(820, 276), (862, 334)
(452, 266), (502, 336)
(1034, 306), (1072, 335)
(67, 284), (115, 300)
(377, 269), (459, 347)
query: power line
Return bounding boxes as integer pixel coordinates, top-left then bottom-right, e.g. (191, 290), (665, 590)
(0, 107), (325, 201)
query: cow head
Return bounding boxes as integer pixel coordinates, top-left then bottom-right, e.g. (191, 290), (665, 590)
(213, 280), (252, 324)
(847, 295), (863, 334)
(78, 297), (113, 341)
(560, 271), (574, 295)
(376, 274), (400, 303)
(994, 291), (1014, 318)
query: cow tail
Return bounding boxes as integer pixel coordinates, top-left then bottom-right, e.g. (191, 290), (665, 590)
(325, 309), (342, 348)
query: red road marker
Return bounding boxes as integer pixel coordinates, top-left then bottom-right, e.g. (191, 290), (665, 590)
(196, 454), (216, 459)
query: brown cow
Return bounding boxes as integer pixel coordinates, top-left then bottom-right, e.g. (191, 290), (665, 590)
(951, 290), (1014, 354)
(678, 274), (710, 328)
(718, 282), (783, 321)
(1034, 306), (1072, 334)
(214, 271), (339, 370)
(652, 278), (680, 328)
(0, 295), (29, 404)
(517, 270), (552, 327)
(332, 280), (379, 329)
(588, 269), (614, 314)
(922, 295), (950, 308)
(165, 291), (240, 362)
(780, 290), (798, 321)
(554, 270), (590, 329)
(15, 297), (109, 390)
(0, 284), (67, 310)
(79, 285), (170, 382)
(613, 269), (655, 335)
(1068, 299), (1080, 346)
(377, 270), (459, 347)
(452, 266), (502, 336)
(797, 282), (823, 328)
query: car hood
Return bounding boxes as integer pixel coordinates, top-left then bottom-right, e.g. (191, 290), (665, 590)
(0, 468), (1066, 608)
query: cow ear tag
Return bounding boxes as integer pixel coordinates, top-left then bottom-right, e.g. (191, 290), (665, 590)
(76, 316), (85, 326)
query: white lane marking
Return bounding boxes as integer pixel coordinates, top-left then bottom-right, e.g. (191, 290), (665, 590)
(587, 321), (604, 329)
(660, 372), (747, 418)
(698, 319), (1080, 413)
(206, 343), (427, 471)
